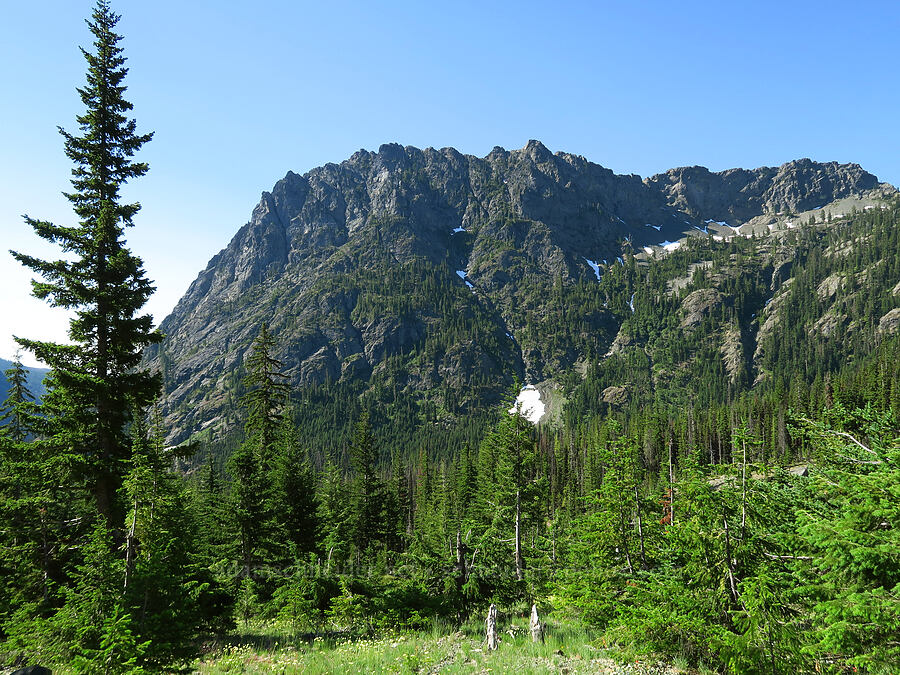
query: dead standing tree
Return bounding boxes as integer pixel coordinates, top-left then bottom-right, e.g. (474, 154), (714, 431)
(485, 603), (499, 650)
(529, 604), (544, 643)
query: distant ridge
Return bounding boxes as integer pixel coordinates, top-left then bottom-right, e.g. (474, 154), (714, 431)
(0, 358), (49, 404)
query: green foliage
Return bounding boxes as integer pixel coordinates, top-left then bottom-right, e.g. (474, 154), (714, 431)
(11, 0), (161, 523)
(793, 405), (900, 672)
(70, 605), (149, 675)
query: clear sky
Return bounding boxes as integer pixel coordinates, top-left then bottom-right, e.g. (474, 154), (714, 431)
(2, 0), (899, 366)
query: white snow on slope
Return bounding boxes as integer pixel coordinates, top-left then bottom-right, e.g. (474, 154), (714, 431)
(584, 258), (602, 281)
(456, 270), (474, 289)
(646, 224), (662, 231)
(510, 385), (545, 424)
(452, 226), (467, 234)
(644, 241), (682, 256)
(628, 292), (635, 312)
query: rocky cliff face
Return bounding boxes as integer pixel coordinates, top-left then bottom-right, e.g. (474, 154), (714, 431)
(646, 158), (885, 224)
(145, 141), (892, 443)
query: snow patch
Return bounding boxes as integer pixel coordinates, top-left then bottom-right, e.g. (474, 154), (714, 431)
(646, 224), (662, 231)
(452, 226), (467, 234)
(694, 224), (709, 234)
(583, 257), (601, 281)
(456, 270), (474, 289)
(510, 385), (545, 424)
(644, 241), (681, 256)
(628, 292), (635, 313)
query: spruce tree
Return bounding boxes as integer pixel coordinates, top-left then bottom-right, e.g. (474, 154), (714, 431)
(10, 0), (161, 524)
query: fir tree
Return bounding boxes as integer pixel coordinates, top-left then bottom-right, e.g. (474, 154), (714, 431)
(227, 323), (289, 578)
(10, 0), (161, 524)
(0, 355), (37, 443)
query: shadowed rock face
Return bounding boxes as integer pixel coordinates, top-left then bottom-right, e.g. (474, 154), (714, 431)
(144, 141), (892, 443)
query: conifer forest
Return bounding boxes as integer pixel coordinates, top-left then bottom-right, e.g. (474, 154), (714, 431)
(2, 3), (899, 674)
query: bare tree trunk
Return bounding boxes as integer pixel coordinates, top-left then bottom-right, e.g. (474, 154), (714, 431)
(634, 484), (646, 569)
(455, 528), (467, 585)
(529, 604), (544, 643)
(668, 437), (675, 526)
(741, 436), (747, 540)
(515, 489), (524, 582)
(619, 509), (634, 574)
(124, 496), (138, 590)
(40, 507), (49, 604)
(486, 603), (499, 650)
(551, 521), (557, 565)
(723, 510), (740, 605)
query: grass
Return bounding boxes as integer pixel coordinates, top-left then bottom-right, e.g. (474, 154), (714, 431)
(193, 612), (688, 674)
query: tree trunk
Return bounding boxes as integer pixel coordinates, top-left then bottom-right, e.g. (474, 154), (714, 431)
(619, 509), (634, 574)
(124, 496), (138, 590)
(668, 437), (675, 526)
(529, 604), (544, 643)
(514, 489), (524, 582)
(634, 484), (646, 569)
(455, 528), (467, 587)
(486, 603), (499, 650)
(723, 509), (740, 605)
(741, 436), (747, 540)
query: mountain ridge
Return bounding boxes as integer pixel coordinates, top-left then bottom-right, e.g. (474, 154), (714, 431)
(145, 141), (896, 446)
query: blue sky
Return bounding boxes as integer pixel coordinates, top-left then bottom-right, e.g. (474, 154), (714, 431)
(2, 0), (899, 365)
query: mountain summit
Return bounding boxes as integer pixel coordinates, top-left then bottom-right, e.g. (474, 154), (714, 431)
(145, 142), (895, 444)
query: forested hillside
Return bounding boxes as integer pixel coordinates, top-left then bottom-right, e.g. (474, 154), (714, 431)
(2, 2), (899, 673)
(144, 139), (895, 451)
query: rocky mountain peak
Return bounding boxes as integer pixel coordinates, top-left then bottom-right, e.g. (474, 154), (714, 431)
(646, 158), (884, 222)
(147, 142), (896, 444)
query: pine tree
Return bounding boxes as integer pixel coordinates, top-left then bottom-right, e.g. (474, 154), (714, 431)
(10, 0), (161, 524)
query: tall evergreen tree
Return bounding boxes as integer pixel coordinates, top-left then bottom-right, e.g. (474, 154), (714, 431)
(0, 355), (37, 443)
(349, 412), (387, 562)
(227, 323), (289, 577)
(10, 0), (160, 524)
